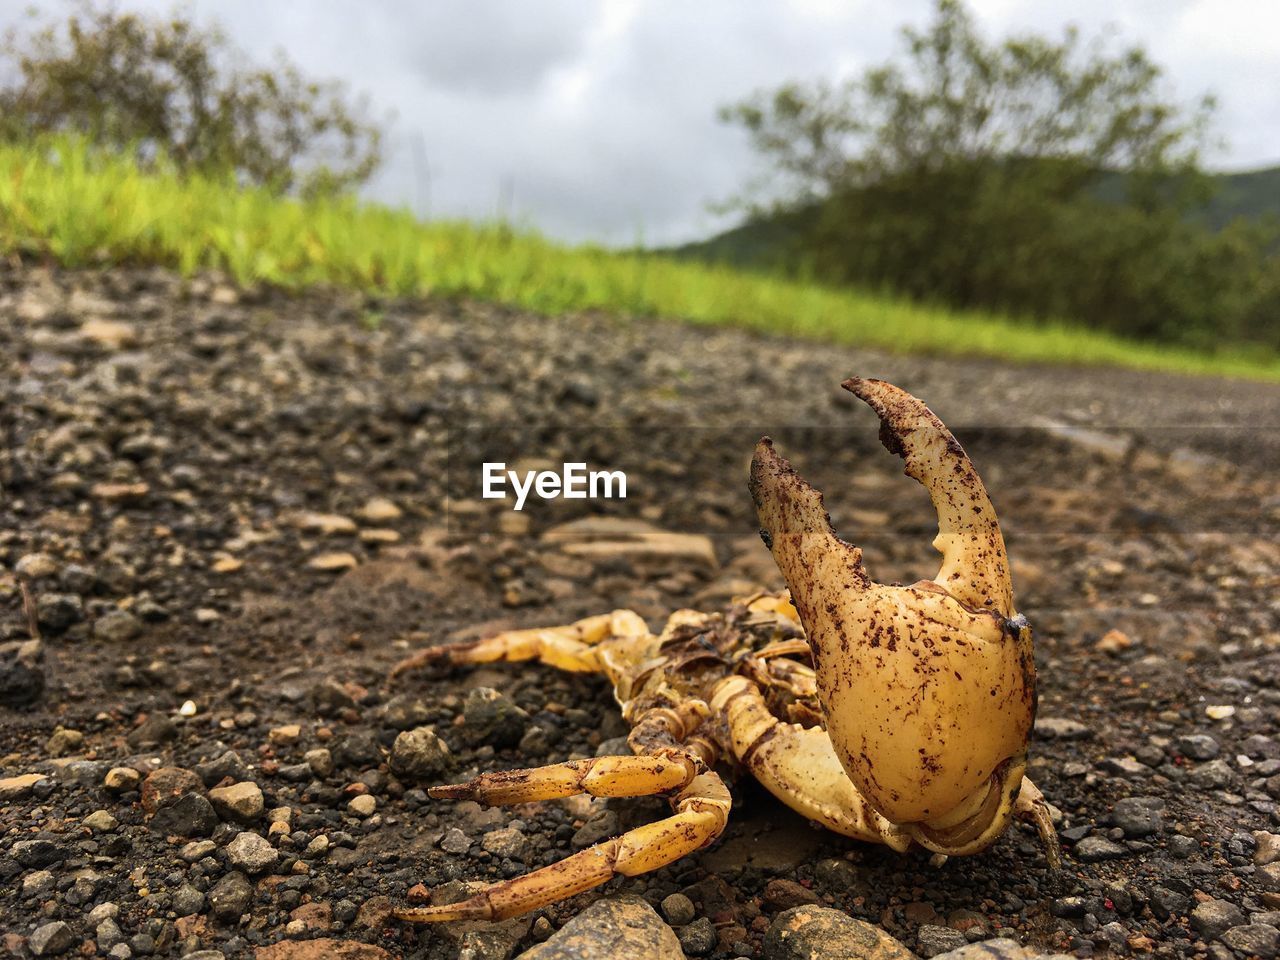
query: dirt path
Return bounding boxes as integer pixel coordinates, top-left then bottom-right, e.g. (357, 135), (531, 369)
(2, 264), (1278, 959)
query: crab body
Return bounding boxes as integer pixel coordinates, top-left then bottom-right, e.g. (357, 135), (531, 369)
(391, 377), (1059, 924)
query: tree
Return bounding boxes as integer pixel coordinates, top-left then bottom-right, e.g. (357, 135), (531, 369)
(715, 1), (1280, 351)
(0, 2), (384, 196)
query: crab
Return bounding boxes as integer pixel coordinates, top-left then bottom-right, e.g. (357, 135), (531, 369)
(390, 377), (1060, 924)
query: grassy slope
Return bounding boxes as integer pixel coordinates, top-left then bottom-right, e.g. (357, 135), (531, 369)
(2, 138), (1276, 381)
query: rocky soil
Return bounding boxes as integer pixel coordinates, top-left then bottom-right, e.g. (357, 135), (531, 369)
(1, 262), (1278, 960)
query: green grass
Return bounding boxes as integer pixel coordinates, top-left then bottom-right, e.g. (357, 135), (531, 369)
(2, 137), (1277, 381)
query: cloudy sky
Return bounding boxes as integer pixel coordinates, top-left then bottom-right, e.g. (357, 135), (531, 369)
(4, 1), (1278, 245)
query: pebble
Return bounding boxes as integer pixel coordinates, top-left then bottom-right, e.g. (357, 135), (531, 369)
(208, 871), (253, 920)
(1220, 924), (1279, 959)
(481, 827), (529, 861)
(440, 827), (471, 854)
(150, 792), (217, 836)
(347, 794), (377, 817)
(763, 905), (917, 960)
(309, 551), (358, 571)
(918, 924), (969, 957)
(1190, 899), (1245, 939)
(1029, 721), (1090, 742)
(208, 781), (265, 822)
(28, 921), (74, 956)
(93, 608), (142, 642)
(142, 766), (204, 814)
(1257, 831), (1280, 867)
(305, 748), (334, 778)
(172, 884), (205, 916)
(1175, 733), (1221, 760)
(1111, 797), (1164, 837)
(0, 773), (48, 800)
(35, 593), (83, 631)
(678, 917), (718, 956)
(389, 726), (451, 779)
(518, 895), (683, 959)
(82, 809), (118, 832)
(226, 831), (279, 873)
(661, 892), (696, 926)
(462, 687), (531, 748)
(15, 553), (59, 579)
(1073, 836), (1129, 861)
(0, 639), (46, 707)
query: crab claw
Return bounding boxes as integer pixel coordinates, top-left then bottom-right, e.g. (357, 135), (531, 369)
(749, 378), (1036, 834)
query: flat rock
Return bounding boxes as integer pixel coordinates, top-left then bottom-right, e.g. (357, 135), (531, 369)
(209, 781), (265, 823)
(517, 895), (684, 959)
(0, 773), (48, 800)
(763, 905), (918, 960)
(930, 940), (1075, 960)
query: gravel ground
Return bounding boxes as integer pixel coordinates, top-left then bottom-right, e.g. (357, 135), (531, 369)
(1, 263), (1278, 960)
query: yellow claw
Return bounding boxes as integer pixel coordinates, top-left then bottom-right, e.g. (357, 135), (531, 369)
(750, 377), (1047, 856)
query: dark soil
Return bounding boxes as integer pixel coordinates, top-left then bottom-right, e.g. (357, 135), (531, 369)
(1, 263), (1278, 959)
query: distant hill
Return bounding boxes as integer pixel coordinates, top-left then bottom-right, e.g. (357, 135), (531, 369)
(669, 165), (1280, 269)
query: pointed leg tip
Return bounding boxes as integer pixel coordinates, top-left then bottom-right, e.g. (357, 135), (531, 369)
(427, 782), (471, 800)
(393, 899), (492, 923)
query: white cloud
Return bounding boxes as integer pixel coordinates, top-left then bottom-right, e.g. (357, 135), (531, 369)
(1, 1), (1276, 243)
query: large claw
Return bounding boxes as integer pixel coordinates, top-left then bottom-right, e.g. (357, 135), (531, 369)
(750, 378), (1037, 836)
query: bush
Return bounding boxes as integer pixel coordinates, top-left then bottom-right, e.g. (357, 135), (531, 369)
(0, 2), (383, 196)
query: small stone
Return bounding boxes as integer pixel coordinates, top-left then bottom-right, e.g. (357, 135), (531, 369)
(1095, 629), (1133, 653)
(440, 827), (471, 855)
(1257, 832), (1280, 867)
(0, 639), (46, 707)
(82, 809), (118, 832)
(179, 699), (198, 717)
(195, 750), (249, 787)
(15, 553), (59, 578)
(1111, 797), (1164, 837)
(0, 772), (48, 800)
(226, 831), (279, 873)
(461, 687), (530, 748)
(94, 609), (143, 642)
(661, 892), (696, 927)
(1034, 716), (1091, 740)
(141, 766), (203, 813)
(389, 726), (451, 780)
(209, 781), (265, 823)
(1205, 705), (1236, 720)
(918, 924), (969, 957)
(309, 551), (358, 571)
(172, 884), (205, 917)
(292, 512), (358, 535)
(36, 593), (83, 632)
(1220, 924), (1279, 959)
(270, 724), (302, 744)
(359, 497), (402, 522)
(104, 767), (142, 792)
(149, 793), (218, 837)
(678, 917), (718, 956)
(347, 794), (377, 817)
(255, 940), (395, 959)
(1190, 899), (1245, 939)
(765, 878), (823, 910)
(208, 871), (253, 920)
(1189, 758), (1235, 789)
(127, 715), (178, 748)
(305, 747), (334, 778)
(45, 725), (83, 757)
(180, 840), (217, 862)
(763, 905), (917, 960)
(80, 318), (137, 348)
(90, 481), (150, 501)
(13, 838), (62, 867)
(571, 809), (619, 849)
(211, 556), (243, 573)
(1166, 835), (1199, 859)
(1175, 733), (1220, 760)
(1074, 836), (1129, 862)
(481, 827), (529, 861)
(520, 894), (683, 959)
(28, 920), (74, 956)
(22, 870), (55, 897)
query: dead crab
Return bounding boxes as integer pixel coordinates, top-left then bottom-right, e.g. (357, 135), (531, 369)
(391, 377), (1060, 924)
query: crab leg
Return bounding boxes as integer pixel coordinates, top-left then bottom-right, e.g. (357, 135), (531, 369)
(394, 771), (731, 923)
(429, 753), (700, 806)
(389, 609), (648, 679)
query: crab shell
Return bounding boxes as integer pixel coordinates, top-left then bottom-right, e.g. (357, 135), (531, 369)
(749, 377), (1037, 855)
